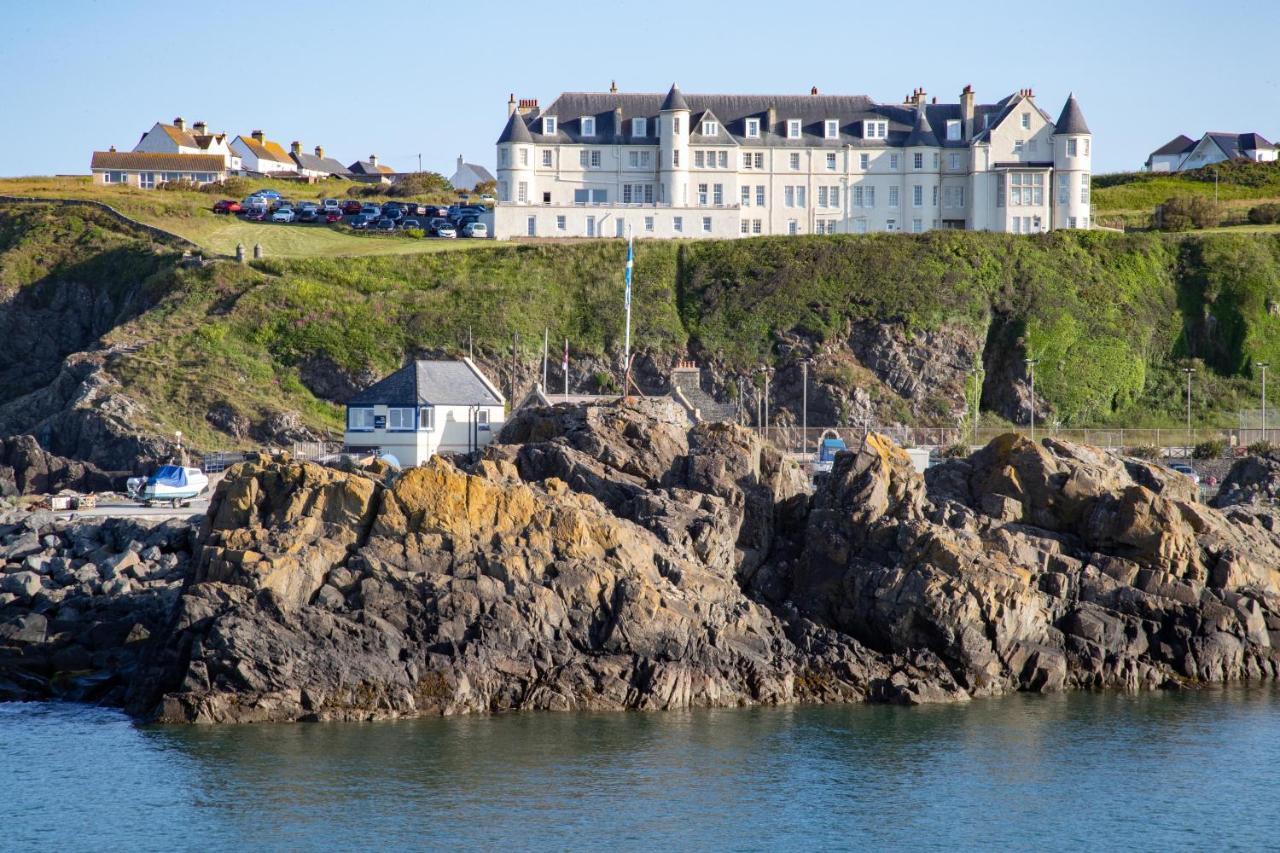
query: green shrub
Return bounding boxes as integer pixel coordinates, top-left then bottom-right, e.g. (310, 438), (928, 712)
(1192, 439), (1227, 459)
(405, 229), (425, 239)
(1247, 440), (1276, 455)
(593, 371), (619, 393)
(942, 443), (969, 459)
(1126, 444), (1161, 460)
(1247, 204), (1280, 225)
(1158, 195), (1220, 231)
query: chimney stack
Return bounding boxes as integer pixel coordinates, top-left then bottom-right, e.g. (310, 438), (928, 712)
(766, 105), (777, 133)
(193, 121), (207, 135)
(960, 84), (975, 140)
(507, 93), (517, 117)
(811, 86), (818, 95)
(369, 154), (378, 167)
(457, 154), (465, 170)
(173, 117), (185, 131)
(290, 140), (301, 155)
(914, 88), (928, 108)
(614, 106), (623, 137)
(314, 145), (325, 159)
(251, 129), (264, 142)
(516, 98), (539, 116)
(609, 80), (618, 93)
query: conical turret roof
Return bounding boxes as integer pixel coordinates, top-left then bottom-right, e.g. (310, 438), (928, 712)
(497, 110), (533, 144)
(1055, 94), (1090, 135)
(660, 83), (690, 112)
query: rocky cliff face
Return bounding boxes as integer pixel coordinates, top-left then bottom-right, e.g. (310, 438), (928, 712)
(3, 402), (1279, 723)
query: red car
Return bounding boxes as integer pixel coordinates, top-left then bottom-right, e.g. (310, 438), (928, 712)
(213, 199), (242, 214)
(341, 200), (363, 215)
(324, 211), (343, 223)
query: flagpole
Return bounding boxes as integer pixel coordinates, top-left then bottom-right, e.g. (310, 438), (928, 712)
(623, 225), (633, 395)
(563, 338), (569, 398)
(542, 327), (548, 390)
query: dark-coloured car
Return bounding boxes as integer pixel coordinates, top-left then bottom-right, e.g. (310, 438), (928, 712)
(342, 200), (363, 215)
(400, 218), (421, 230)
(213, 199), (241, 214)
(381, 204), (405, 221)
(374, 218), (396, 232)
(296, 208), (319, 223)
(350, 214), (376, 230)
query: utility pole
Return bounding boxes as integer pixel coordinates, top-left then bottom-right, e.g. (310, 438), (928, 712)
(801, 359), (811, 458)
(512, 332), (518, 404)
(1183, 366), (1194, 456)
(468, 325), (473, 361)
(622, 226), (633, 395)
(418, 153), (422, 174)
(1259, 361), (1270, 443)
(542, 328), (549, 390)
(1024, 357), (1039, 442)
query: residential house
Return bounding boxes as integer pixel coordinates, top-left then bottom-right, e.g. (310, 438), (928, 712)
(90, 149), (229, 188)
(493, 83), (1093, 239)
(133, 117), (240, 169)
(348, 154), (396, 183)
(449, 155), (495, 191)
(1149, 131), (1278, 172)
(344, 359), (506, 465)
(230, 130), (297, 175)
(289, 142), (351, 179)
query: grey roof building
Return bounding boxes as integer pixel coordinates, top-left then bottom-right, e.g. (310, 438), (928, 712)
(348, 359), (505, 408)
(1146, 130), (1277, 172)
(290, 143), (351, 178)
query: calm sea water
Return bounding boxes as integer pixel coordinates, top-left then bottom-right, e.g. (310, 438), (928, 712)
(2, 688), (1278, 851)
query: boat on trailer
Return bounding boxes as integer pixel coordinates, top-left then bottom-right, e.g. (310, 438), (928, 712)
(126, 465), (209, 508)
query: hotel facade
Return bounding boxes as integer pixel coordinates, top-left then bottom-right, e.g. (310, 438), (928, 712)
(493, 84), (1092, 240)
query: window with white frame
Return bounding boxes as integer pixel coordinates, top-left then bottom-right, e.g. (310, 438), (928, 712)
(645, 216), (654, 232)
(713, 183), (723, 205)
(756, 185), (765, 206)
(579, 150), (588, 167)
(946, 119), (961, 141)
(527, 216), (536, 236)
(1069, 217), (1077, 229)
(703, 120), (718, 137)
(932, 185), (938, 206)
(997, 174), (1005, 207)
(718, 151), (727, 168)
(825, 119), (839, 139)
(543, 116), (557, 135)
(695, 151), (705, 168)
(500, 149), (509, 166)
(790, 153), (800, 170)
(913, 153), (923, 170)
(556, 215), (566, 230)
(140, 172), (155, 189)
(1067, 138), (1077, 157)
(388, 408), (416, 431)
(886, 218), (897, 231)
(949, 153), (961, 170)
(752, 219), (762, 234)
(797, 186), (806, 207)
(741, 220), (750, 235)
(890, 153), (900, 170)
(702, 216), (712, 233)
(674, 216), (683, 232)
(616, 218), (626, 237)
(742, 152), (752, 169)
(1013, 139), (1025, 154)
(698, 183), (708, 205)
(542, 149), (553, 167)
(826, 152), (836, 170)
(673, 117), (681, 135)
(498, 180), (509, 201)
(832, 186), (841, 207)
(888, 185), (899, 207)
(1058, 175), (1069, 204)
(1021, 112), (1031, 129)
(1084, 139), (1090, 156)
(1081, 173), (1090, 204)
(420, 407), (436, 430)
(864, 120), (887, 139)
(475, 409), (489, 431)
(741, 186), (751, 206)
(745, 118), (760, 138)
(818, 187), (828, 207)
(753, 152), (763, 169)
(787, 119), (802, 139)
(590, 150), (601, 168)
(673, 150), (680, 167)
(633, 117), (647, 137)
(347, 407), (374, 431)
(864, 186), (873, 208)
(853, 186), (862, 208)
(629, 151), (639, 168)
(912, 185), (923, 207)
(913, 219), (923, 233)
(641, 151), (651, 166)
(582, 116), (596, 136)
(517, 182), (528, 203)
(933, 153), (940, 169)
(788, 219), (798, 235)
(860, 153), (869, 170)
(785, 186), (795, 207)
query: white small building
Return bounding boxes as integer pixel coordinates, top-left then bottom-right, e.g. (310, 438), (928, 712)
(230, 130), (296, 175)
(343, 359), (506, 466)
(449, 155), (496, 191)
(1147, 131), (1277, 172)
(133, 116), (240, 170)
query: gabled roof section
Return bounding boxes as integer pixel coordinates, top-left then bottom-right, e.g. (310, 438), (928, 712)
(348, 159), (394, 175)
(235, 135), (293, 164)
(1054, 94), (1090, 135)
(349, 359), (505, 407)
(1237, 132), (1275, 151)
(660, 83), (690, 111)
(161, 123), (199, 148)
(456, 162), (495, 182)
(1149, 134), (1196, 157)
(904, 105), (939, 147)
(291, 152), (351, 175)
(497, 110), (534, 144)
(91, 151), (228, 171)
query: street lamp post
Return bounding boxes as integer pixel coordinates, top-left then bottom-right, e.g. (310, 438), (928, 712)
(1183, 367), (1194, 456)
(800, 359), (811, 458)
(1259, 361), (1270, 443)
(1024, 358), (1039, 442)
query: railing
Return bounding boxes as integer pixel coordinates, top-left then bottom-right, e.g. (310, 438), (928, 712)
(199, 439), (343, 474)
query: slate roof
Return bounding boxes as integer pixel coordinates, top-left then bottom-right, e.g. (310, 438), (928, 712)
(455, 162), (495, 182)
(348, 359), (504, 407)
(1054, 94), (1090, 135)
(1149, 135), (1196, 157)
(91, 151), (228, 171)
(660, 83), (689, 111)
(497, 90), (1062, 149)
(291, 151), (351, 175)
(904, 105), (939, 147)
(349, 159), (395, 175)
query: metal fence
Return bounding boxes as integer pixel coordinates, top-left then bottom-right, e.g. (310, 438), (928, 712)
(199, 440), (343, 473)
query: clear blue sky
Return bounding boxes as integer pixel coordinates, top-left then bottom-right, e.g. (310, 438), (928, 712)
(1, 0), (1277, 177)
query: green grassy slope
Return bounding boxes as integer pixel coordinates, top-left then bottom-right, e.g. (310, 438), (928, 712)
(3, 202), (1280, 448)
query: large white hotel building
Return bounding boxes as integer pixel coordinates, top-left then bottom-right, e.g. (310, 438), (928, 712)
(493, 83), (1091, 240)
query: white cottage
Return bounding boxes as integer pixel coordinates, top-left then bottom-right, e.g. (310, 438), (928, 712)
(343, 359), (506, 466)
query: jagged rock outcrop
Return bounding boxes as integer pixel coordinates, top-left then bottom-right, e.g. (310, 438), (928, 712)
(0, 435), (114, 496)
(1212, 452), (1280, 509)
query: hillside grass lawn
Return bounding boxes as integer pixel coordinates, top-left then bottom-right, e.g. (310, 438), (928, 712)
(0, 176), (486, 258)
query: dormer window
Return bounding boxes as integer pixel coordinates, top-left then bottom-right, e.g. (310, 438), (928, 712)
(542, 116), (557, 135)
(824, 119), (839, 139)
(703, 120), (718, 137)
(581, 116), (596, 136)
(632, 117), (647, 137)
(787, 119), (802, 139)
(946, 119), (961, 141)
(745, 118), (760, 138)
(863, 120), (887, 140)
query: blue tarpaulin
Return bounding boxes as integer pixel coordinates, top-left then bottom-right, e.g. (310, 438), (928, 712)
(151, 465), (188, 487)
(819, 438), (847, 463)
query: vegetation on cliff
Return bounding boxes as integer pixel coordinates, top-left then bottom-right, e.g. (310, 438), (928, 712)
(3, 201), (1280, 449)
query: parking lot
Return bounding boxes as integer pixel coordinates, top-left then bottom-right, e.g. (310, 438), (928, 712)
(216, 194), (492, 240)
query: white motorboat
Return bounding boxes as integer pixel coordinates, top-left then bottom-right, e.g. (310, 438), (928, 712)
(126, 465), (209, 507)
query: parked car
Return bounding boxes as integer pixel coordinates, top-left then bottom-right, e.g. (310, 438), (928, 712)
(434, 223), (457, 238)
(342, 200), (364, 215)
(249, 189), (282, 200)
(373, 218), (396, 232)
(321, 199), (341, 213)
(213, 199), (241, 214)
(400, 218), (421, 230)
(349, 213), (375, 230)
(296, 208), (319, 223)
(271, 207), (295, 223)
(241, 207), (268, 221)
(381, 203), (405, 220)
(324, 211), (343, 223)
(461, 222), (488, 238)
(1170, 462), (1201, 486)
(360, 204), (382, 218)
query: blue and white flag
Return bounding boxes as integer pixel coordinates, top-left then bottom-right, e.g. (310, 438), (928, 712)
(624, 236), (633, 311)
